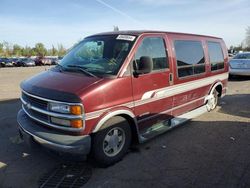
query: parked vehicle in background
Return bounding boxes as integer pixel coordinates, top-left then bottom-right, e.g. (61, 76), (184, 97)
(42, 57), (52, 65)
(9, 58), (19, 66)
(229, 52), (250, 76)
(0, 58), (7, 67)
(4, 59), (15, 67)
(49, 57), (59, 65)
(34, 56), (44, 66)
(0, 58), (14, 67)
(34, 56), (54, 66)
(17, 31), (229, 166)
(56, 56), (63, 64)
(16, 58), (36, 67)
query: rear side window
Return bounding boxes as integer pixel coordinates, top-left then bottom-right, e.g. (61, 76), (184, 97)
(207, 41), (224, 71)
(135, 37), (168, 71)
(174, 40), (205, 78)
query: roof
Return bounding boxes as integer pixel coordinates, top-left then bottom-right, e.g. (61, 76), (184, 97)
(86, 30), (222, 39)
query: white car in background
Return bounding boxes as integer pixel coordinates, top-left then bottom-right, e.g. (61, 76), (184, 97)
(229, 52), (250, 76)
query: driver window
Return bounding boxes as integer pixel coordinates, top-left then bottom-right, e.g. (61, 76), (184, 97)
(134, 37), (169, 72)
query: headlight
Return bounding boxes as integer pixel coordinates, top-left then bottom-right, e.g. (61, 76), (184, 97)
(49, 103), (83, 115)
(49, 103), (70, 113)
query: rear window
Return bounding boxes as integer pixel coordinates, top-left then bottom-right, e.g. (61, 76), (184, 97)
(174, 40), (205, 78)
(233, 53), (250, 59)
(207, 41), (224, 71)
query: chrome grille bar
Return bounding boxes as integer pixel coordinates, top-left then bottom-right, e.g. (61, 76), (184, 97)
(21, 90), (84, 132)
(22, 105), (84, 132)
(21, 97), (83, 120)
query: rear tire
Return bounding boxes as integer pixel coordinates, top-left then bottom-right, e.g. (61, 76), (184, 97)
(207, 89), (219, 111)
(91, 116), (131, 167)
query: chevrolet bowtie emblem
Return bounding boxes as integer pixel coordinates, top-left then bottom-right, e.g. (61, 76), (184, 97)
(26, 103), (31, 109)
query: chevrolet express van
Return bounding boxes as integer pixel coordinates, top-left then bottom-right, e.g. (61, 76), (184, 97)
(17, 31), (229, 166)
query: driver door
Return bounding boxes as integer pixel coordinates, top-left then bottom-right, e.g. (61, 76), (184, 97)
(131, 34), (173, 134)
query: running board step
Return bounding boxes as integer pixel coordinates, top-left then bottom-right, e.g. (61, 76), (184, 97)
(140, 120), (171, 140)
(139, 105), (208, 142)
(171, 105), (208, 126)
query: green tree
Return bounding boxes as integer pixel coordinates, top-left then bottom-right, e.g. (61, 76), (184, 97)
(22, 46), (34, 57)
(57, 44), (67, 57)
(3, 41), (12, 57)
(234, 44), (243, 52)
(0, 42), (3, 56)
(245, 26), (250, 50)
(34, 43), (47, 56)
(13, 44), (22, 56)
(51, 45), (58, 56)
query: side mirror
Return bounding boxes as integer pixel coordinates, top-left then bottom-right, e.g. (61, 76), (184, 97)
(134, 56), (153, 75)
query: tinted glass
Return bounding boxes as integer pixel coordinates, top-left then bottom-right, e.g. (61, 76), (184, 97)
(174, 40), (205, 77)
(60, 35), (136, 76)
(233, 53), (250, 59)
(135, 37), (168, 71)
(207, 41), (224, 71)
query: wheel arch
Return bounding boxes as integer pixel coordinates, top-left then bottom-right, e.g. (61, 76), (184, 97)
(92, 109), (140, 144)
(209, 81), (223, 97)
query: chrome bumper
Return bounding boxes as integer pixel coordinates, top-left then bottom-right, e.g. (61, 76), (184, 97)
(17, 110), (91, 155)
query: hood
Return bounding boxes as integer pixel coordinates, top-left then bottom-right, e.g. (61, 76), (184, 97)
(21, 68), (103, 103)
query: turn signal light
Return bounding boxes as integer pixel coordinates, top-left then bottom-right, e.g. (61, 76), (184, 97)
(70, 119), (83, 128)
(70, 105), (82, 115)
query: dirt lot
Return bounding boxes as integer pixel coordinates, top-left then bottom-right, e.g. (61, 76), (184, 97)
(0, 67), (250, 188)
(0, 66), (50, 101)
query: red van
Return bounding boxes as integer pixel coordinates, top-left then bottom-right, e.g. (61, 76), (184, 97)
(17, 31), (229, 166)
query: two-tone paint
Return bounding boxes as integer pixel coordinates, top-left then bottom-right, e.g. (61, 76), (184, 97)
(18, 31), (229, 151)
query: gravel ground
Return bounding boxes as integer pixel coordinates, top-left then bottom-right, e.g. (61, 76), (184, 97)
(0, 67), (249, 188)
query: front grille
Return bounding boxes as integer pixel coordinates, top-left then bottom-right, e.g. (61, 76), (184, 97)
(20, 90), (84, 132)
(22, 92), (48, 110)
(23, 105), (49, 122)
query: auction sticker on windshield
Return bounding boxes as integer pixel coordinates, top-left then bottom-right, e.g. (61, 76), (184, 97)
(116, 35), (136, 41)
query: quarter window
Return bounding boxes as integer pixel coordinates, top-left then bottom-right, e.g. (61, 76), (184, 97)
(174, 40), (205, 78)
(207, 41), (224, 71)
(134, 37), (168, 71)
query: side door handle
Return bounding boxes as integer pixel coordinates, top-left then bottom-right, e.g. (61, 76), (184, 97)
(169, 73), (173, 85)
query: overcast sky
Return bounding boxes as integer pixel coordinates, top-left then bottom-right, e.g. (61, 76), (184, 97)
(0, 0), (249, 48)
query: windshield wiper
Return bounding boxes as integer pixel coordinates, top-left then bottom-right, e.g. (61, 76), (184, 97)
(66, 65), (98, 78)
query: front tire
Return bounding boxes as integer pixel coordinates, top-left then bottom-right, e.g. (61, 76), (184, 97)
(91, 116), (131, 167)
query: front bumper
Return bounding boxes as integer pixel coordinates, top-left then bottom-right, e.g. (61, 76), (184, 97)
(229, 68), (250, 76)
(17, 110), (91, 155)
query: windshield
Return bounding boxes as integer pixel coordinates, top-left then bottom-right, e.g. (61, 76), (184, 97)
(59, 35), (136, 77)
(233, 53), (250, 59)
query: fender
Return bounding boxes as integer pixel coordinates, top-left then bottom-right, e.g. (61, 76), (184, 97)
(92, 108), (138, 133)
(204, 81), (223, 102)
(210, 81), (223, 95)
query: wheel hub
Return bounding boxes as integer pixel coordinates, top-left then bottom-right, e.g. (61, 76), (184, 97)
(108, 135), (119, 148)
(103, 127), (125, 157)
